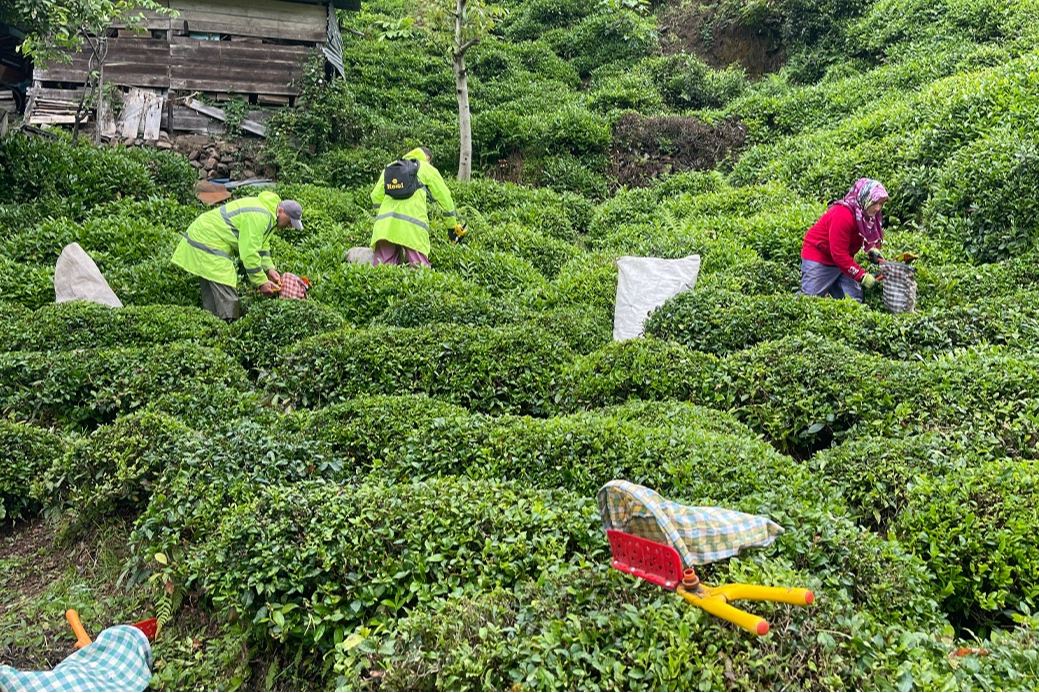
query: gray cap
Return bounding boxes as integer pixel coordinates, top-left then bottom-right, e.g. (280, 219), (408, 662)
(280, 199), (303, 230)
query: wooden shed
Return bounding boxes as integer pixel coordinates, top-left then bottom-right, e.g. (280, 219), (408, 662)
(24, 0), (358, 138)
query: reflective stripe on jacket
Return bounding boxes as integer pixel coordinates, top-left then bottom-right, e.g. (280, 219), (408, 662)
(370, 148), (457, 257)
(171, 191), (280, 287)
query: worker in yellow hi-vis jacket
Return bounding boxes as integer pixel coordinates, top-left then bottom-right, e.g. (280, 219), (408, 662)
(370, 146), (463, 267)
(171, 190), (302, 321)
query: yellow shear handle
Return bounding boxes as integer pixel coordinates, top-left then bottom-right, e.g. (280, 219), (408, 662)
(66, 609), (93, 649)
(678, 587), (770, 636)
(712, 584), (814, 606)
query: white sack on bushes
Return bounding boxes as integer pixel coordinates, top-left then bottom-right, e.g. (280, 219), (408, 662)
(613, 255), (701, 341)
(54, 242), (123, 308)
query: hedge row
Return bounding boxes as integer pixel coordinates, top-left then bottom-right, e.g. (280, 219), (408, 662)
(269, 323), (575, 416)
(566, 334), (1039, 452)
(36, 411), (202, 537)
(813, 434), (1039, 626)
(135, 471), (936, 683)
(221, 300), (347, 374)
(0, 421), (65, 523)
(644, 287), (1039, 358)
(333, 563), (1039, 692)
(0, 302), (223, 353)
(0, 343), (250, 430)
(0, 133), (197, 213)
(171, 478), (605, 651)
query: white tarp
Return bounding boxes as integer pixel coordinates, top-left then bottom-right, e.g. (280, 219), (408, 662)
(613, 255), (701, 341)
(54, 242), (123, 308)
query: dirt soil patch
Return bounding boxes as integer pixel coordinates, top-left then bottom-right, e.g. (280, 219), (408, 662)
(611, 113), (747, 188)
(659, 0), (785, 77)
(0, 520), (66, 611)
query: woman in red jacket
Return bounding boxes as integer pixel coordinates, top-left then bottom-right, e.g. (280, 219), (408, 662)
(801, 178), (889, 302)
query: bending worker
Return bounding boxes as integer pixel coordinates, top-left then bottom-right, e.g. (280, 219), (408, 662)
(172, 190), (303, 320)
(801, 178), (889, 302)
(370, 146), (463, 267)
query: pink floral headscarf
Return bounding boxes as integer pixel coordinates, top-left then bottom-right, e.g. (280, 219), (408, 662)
(835, 178), (888, 247)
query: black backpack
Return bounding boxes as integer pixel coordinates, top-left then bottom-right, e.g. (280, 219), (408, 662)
(383, 159), (421, 199)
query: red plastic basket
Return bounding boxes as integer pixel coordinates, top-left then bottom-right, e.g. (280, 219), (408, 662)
(606, 529), (683, 590)
(133, 618), (158, 641)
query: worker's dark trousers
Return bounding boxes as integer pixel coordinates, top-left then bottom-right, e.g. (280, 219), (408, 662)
(199, 278), (241, 321)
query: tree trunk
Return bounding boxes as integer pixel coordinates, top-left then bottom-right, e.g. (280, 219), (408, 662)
(93, 58), (105, 146)
(454, 0), (472, 181)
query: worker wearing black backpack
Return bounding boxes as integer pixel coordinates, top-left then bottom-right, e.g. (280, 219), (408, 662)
(369, 147), (464, 267)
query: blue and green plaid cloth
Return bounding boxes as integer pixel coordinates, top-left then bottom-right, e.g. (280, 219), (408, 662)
(0, 626), (152, 692)
(597, 480), (784, 566)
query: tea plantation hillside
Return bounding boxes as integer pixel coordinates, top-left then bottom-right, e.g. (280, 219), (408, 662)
(3, 0), (1039, 689)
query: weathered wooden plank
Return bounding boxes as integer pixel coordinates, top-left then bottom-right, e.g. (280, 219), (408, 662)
(143, 93), (164, 139)
(184, 97), (266, 136)
(174, 14), (324, 41)
(37, 38), (171, 87)
(31, 87), (86, 101)
(119, 88), (148, 137)
(171, 0), (325, 22)
(165, 107), (226, 135)
(169, 37), (309, 61)
(171, 77), (298, 95)
(111, 0), (171, 30)
(169, 0), (324, 41)
(99, 95), (118, 138)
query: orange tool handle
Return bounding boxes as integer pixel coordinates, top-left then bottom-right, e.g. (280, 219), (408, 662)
(712, 584), (815, 606)
(678, 587), (770, 636)
(65, 609), (93, 649)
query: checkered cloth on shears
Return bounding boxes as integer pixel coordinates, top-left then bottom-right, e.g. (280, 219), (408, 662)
(278, 272), (310, 300)
(597, 480), (784, 567)
(0, 626), (152, 692)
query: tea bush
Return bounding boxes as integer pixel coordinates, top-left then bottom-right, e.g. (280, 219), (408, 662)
(36, 411), (202, 537)
(0, 303), (223, 352)
(0, 133), (195, 212)
(0, 421), (65, 522)
(565, 338), (719, 409)
(221, 299), (346, 374)
(308, 264), (475, 325)
(180, 478), (605, 652)
(270, 323), (574, 415)
(0, 343), (249, 431)
(428, 245), (547, 296)
(373, 292), (523, 329)
(644, 287), (1039, 357)
(894, 457), (1039, 625)
(332, 563), (950, 692)
(526, 306), (613, 355)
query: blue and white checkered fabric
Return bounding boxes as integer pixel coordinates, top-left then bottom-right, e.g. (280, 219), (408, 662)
(598, 480), (784, 566)
(0, 626), (152, 692)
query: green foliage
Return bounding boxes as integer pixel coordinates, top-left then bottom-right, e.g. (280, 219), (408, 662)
(557, 10), (658, 77)
(222, 299), (346, 374)
(925, 126), (1039, 261)
(36, 412), (201, 537)
(429, 244), (547, 295)
(644, 287), (1039, 358)
(373, 291), (523, 329)
(894, 457), (1039, 625)
(309, 264), (476, 325)
(0, 421), (65, 522)
(0, 343), (249, 431)
(565, 338), (719, 408)
(649, 54), (749, 109)
(0, 133), (195, 214)
(0, 303), (223, 352)
(175, 478), (604, 653)
(269, 324), (574, 415)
